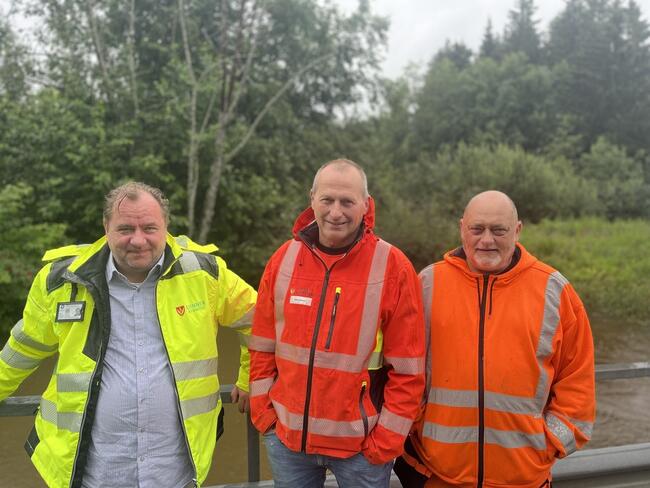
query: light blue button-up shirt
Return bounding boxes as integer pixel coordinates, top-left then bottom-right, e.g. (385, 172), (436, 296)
(82, 253), (194, 488)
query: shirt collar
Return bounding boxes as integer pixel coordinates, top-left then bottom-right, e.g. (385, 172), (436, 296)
(106, 251), (165, 285)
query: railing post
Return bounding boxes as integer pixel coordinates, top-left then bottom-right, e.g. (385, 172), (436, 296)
(246, 414), (260, 482)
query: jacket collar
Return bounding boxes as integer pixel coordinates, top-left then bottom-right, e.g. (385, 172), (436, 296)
(64, 233), (183, 284)
(445, 242), (537, 284)
(292, 196), (377, 246)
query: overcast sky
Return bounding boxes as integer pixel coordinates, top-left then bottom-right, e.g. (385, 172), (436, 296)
(333, 0), (650, 78)
(2, 0), (649, 79)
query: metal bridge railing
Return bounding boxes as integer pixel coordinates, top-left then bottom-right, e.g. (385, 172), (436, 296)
(1, 361), (649, 484)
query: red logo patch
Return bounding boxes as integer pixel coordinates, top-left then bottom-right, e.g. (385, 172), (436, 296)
(176, 306), (186, 316)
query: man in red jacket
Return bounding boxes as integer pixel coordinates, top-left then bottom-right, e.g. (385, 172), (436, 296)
(249, 159), (425, 487)
(395, 190), (595, 488)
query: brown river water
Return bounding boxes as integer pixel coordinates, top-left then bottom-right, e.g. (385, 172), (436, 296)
(1, 321), (649, 486)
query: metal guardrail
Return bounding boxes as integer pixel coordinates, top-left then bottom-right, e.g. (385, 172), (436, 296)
(1, 362), (649, 484)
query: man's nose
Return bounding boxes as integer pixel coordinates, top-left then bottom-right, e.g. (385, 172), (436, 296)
(131, 229), (146, 245)
(329, 203), (343, 218)
(479, 230), (496, 243)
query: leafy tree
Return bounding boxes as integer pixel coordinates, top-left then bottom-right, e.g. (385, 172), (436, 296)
(434, 41), (473, 70)
(502, 0), (542, 63)
(576, 137), (648, 218)
(479, 19), (502, 60)
(548, 0), (650, 152)
(0, 17), (33, 99)
(0, 184), (67, 339)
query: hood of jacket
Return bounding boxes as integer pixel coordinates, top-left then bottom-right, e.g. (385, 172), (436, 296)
(443, 242), (538, 285)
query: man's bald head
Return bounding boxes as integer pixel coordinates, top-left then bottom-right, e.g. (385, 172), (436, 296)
(463, 190), (518, 224)
(460, 190), (522, 274)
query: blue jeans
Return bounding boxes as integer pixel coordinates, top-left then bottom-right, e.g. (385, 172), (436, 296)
(263, 431), (394, 488)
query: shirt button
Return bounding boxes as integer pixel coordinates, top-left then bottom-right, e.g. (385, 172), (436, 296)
(138, 368), (145, 373)
(140, 456), (145, 462)
(138, 341), (144, 346)
(139, 428), (145, 433)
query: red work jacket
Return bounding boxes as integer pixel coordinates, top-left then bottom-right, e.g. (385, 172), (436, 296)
(249, 199), (425, 464)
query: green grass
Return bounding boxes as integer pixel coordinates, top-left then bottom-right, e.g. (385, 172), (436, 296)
(521, 217), (650, 324)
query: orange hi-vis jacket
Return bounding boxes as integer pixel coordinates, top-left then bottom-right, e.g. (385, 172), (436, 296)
(405, 244), (595, 488)
(249, 198), (425, 464)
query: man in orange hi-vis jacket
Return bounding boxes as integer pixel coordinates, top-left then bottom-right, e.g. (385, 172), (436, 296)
(248, 159), (425, 488)
(395, 190), (595, 488)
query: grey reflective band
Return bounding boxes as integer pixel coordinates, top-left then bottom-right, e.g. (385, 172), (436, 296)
(428, 387), (477, 408)
(172, 357), (218, 381)
(180, 392), (219, 419)
(238, 333), (250, 347)
(178, 252), (202, 273)
(419, 265), (434, 401)
(57, 372), (93, 392)
(384, 356), (424, 375)
(273, 399), (378, 437)
(377, 407), (413, 436)
(484, 391), (537, 415)
(230, 308), (255, 330)
(274, 241), (302, 339)
(276, 342), (366, 373)
(39, 398), (83, 433)
(423, 422), (477, 444)
(248, 335), (276, 352)
(570, 417), (594, 439)
(250, 377), (275, 397)
(0, 344), (42, 370)
(486, 428), (546, 450)
(273, 239), (393, 374)
(534, 271), (569, 410)
(11, 320), (58, 353)
(423, 422), (546, 450)
(545, 411), (577, 455)
(356, 239), (391, 362)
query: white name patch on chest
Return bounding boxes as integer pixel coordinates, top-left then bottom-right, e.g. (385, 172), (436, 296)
(289, 296), (312, 306)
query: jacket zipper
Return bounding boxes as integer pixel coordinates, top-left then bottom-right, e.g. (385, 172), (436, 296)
(477, 275), (490, 488)
(359, 381), (369, 437)
(301, 264), (331, 452)
(324, 287), (341, 350)
(65, 273), (106, 488)
(154, 284), (198, 486)
(298, 236), (357, 452)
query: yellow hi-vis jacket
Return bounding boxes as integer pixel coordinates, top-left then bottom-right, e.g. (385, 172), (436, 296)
(0, 234), (257, 488)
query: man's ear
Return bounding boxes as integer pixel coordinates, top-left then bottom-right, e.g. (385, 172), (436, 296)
(514, 220), (523, 242)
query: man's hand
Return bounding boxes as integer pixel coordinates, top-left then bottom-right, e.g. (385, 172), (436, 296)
(230, 386), (250, 414)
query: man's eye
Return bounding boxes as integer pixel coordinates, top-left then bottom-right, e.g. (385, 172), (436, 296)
(492, 229), (507, 236)
(470, 227), (484, 235)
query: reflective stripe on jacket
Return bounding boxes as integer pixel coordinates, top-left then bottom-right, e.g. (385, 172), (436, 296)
(0, 234), (256, 488)
(249, 198), (425, 464)
(407, 243), (595, 488)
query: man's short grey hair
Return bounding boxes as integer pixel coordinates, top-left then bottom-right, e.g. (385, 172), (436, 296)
(103, 181), (170, 224)
(311, 159), (369, 198)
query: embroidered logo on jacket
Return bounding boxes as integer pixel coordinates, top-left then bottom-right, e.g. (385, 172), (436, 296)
(175, 300), (206, 316)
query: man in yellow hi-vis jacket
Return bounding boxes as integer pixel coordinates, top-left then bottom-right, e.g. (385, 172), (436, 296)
(0, 181), (256, 488)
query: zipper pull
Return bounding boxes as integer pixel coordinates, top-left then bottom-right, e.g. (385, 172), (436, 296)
(324, 287), (342, 350)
